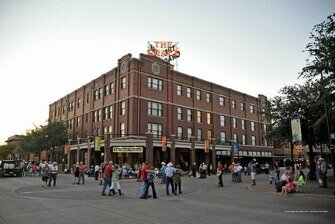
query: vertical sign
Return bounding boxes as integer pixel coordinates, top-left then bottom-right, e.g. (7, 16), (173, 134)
(162, 136), (167, 152)
(233, 142), (239, 155)
(64, 144), (70, 155)
(204, 139), (210, 153)
(291, 119), (302, 143)
(95, 136), (101, 151)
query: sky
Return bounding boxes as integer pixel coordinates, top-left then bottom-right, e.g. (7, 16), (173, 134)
(0, 0), (334, 145)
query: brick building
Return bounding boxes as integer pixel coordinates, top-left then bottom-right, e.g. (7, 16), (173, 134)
(49, 53), (273, 171)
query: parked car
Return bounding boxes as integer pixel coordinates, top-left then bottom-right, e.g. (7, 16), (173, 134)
(0, 160), (23, 177)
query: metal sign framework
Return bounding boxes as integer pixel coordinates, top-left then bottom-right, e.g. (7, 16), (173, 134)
(147, 41), (180, 62)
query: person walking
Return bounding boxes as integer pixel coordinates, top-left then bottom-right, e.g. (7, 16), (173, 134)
(48, 162), (58, 187)
(102, 161), (114, 196)
(249, 159), (257, 186)
(165, 162), (176, 195)
(109, 164), (123, 196)
(319, 158), (328, 188)
(77, 162), (86, 185)
(191, 163), (197, 177)
(139, 162), (149, 199)
(41, 161), (50, 188)
(173, 165), (183, 195)
(160, 162), (167, 184)
(94, 164), (100, 181)
(73, 162), (79, 184)
(145, 166), (158, 199)
(217, 161), (223, 187)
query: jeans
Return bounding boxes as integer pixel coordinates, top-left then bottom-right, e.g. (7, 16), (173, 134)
(145, 182), (157, 198)
(139, 181), (149, 198)
(166, 177), (174, 194)
(78, 172), (85, 184)
(48, 173), (57, 186)
(102, 176), (111, 194)
(218, 174), (223, 187)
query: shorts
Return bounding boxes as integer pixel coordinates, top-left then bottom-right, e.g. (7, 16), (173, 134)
(251, 172), (256, 180)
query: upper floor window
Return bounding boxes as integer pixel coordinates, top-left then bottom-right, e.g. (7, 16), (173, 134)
(148, 101), (163, 117)
(187, 128), (192, 139)
(252, 136), (256, 145)
(197, 128), (202, 141)
(242, 135), (246, 145)
(240, 102), (245, 111)
(207, 113), (211, 125)
(220, 132), (226, 143)
(250, 105), (255, 114)
(121, 77), (126, 89)
(232, 100), (236, 109)
(233, 118), (237, 128)
(148, 123), (163, 138)
(241, 119), (246, 130)
(251, 121), (255, 131)
(104, 84), (109, 96)
(220, 115), (226, 127)
(177, 84), (182, 96)
(77, 98), (81, 108)
(196, 111), (202, 123)
(177, 126), (183, 139)
(86, 93), (89, 103)
(187, 109), (193, 122)
(99, 88), (102, 99)
(120, 123), (125, 137)
(187, 87), (192, 98)
(196, 90), (201, 100)
(76, 117), (80, 127)
(219, 96), (225, 106)
(206, 93), (211, 103)
(63, 105), (66, 114)
(110, 82), (114, 94)
(177, 107), (183, 120)
(233, 133), (238, 143)
(120, 101), (126, 115)
(148, 77), (163, 91)
(69, 101), (74, 111)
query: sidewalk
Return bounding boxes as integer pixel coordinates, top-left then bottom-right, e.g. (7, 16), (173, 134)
(249, 175), (335, 198)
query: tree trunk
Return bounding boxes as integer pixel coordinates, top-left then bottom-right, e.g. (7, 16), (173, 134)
(308, 143), (316, 180)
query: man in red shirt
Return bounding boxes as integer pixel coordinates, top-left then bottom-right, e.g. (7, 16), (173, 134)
(139, 162), (149, 199)
(101, 161), (114, 196)
(77, 162), (86, 185)
(217, 161), (223, 187)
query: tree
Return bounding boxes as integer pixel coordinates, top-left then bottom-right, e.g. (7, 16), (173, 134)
(264, 81), (325, 180)
(300, 13), (335, 181)
(43, 121), (68, 161)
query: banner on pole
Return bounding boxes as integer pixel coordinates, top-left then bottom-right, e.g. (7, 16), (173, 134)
(95, 136), (101, 151)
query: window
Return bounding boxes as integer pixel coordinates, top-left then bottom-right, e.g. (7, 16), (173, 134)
(108, 125), (112, 134)
(220, 115), (226, 126)
(62, 105), (66, 114)
(93, 111), (98, 123)
(68, 119), (73, 129)
(207, 113), (211, 124)
(148, 77), (163, 91)
(110, 82), (114, 94)
(187, 87), (192, 98)
(148, 101), (163, 117)
(251, 121), (255, 131)
(104, 105), (113, 120)
(69, 101), (74, 111)
(232, 100), (236, 109)
(76, 117), (80, 127)
(219, 96), (225, 106)
(148, 123), (163, 138)
(99, 88), (103, 99)
(196, 111), (202, 123)
(242, 135), (246, 145)
(97, 110), (101, 122)
(250, 105), (255, 114)
(220, 132), (226, 143)
(207, 130), (212, 140)
(121, 77), (126, 89)
(187, 128), (192, 139)
(263, 124), (267, 133)
(177, 84), (182, 96)
(86, 93), (89, 103)
(233, 133), (238, 143)
(241, 102), (245, 111)
(77, 98), (81, 108)
(177, 126), (183, 139)
(177, 107), (183, 120)
(196, 90), (201, 100)
(233, 118), (237, 128)
(104, 84), (109, 96)
(206, 93), (211, 103)
(120, 101), (126, 115)
(187, 109), (193, 122)
(242, 119), (245, 130)
(120, 123), (125, 137)
(94, 90), (98, 100)
(197, 128), (202, 141)
(85, 113), (88, 122)
(252, 136), (256, 145)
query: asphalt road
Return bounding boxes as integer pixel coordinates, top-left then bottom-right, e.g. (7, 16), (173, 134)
(0, 172), (334, 224)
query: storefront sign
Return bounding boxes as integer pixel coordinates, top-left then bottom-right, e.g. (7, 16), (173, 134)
(112, 147), (143, 153)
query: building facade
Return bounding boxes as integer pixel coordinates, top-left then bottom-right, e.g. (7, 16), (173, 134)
(49, 53), (273, 171)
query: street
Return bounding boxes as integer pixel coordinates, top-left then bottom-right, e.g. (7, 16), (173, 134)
(0, 172), (334, 224)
